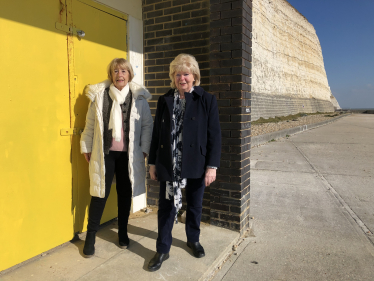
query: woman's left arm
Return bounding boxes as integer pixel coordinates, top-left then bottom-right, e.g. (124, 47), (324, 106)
(140, 99), (154, 158)
(205, 94), (221, 186)
(206, 94), (222, 168)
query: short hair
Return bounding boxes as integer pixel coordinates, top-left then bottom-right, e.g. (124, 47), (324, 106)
(107, 58), (134, 83)
(169, 54), (201, 89)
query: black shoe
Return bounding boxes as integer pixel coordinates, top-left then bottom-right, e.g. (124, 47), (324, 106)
(187, 241), (205, 258)
(119, 236), (130, 249)
(83, 231), (96, 258)
(148, 252), (170, 272)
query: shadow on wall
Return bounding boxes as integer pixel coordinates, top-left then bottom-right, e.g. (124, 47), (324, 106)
(71, 86), (120, 236)
(71, 91), (91, 235)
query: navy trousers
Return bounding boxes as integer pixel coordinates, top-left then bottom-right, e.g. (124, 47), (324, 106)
(156, 176), (206, 254)
(87, 151), (132, 240)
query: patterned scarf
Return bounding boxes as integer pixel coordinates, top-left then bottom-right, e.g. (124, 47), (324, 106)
(165, 89), (189, 223)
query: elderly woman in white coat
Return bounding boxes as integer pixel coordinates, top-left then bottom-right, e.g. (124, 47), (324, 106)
(80, 58), (153, 257)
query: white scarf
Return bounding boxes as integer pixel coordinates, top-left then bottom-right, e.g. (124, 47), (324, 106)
(109, 83), (129, 142)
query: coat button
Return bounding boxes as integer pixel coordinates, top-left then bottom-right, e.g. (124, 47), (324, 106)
(190, 144), (194, 147)
(191, 117), (195, 120)
(162, 119), (164, 122)
(161, 145), (163, 148)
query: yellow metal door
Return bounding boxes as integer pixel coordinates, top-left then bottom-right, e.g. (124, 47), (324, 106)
(0, 0), (72, 271)
(68, 0), (128, 233)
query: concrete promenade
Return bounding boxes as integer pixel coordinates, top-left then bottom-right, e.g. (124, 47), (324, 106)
(214, 114), (374, 280)
(1, 114), (373, 280)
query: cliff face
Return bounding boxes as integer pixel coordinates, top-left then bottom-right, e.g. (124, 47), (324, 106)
(330, 94), (342, 110)
(251, 0), (335, 120)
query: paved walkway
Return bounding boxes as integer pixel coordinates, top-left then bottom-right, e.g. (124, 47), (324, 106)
(1, 114), (373, 281)
(214, 114), (374, 280)
(0, 212), (238, 281)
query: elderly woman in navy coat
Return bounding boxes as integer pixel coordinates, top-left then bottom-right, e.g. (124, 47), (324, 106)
(147, 53), (221, 271)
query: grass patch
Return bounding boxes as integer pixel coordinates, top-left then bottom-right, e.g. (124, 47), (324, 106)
(252, 112), (332, 125)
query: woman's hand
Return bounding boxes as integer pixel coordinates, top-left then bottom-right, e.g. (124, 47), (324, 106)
(149, 165), (158, 181)
(205, 168), (216, 186)
(84, 153), (91, 163)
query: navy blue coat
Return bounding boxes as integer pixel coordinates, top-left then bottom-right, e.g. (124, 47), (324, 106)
(148, 86), (221, 181)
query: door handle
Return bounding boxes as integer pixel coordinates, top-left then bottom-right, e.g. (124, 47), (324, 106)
(76, 30), (85, 38)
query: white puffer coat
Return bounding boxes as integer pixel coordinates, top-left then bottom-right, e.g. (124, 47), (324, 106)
(80, 80), (153, 198)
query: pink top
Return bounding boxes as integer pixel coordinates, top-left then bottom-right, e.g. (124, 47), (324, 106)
(110, 115), (127, 152)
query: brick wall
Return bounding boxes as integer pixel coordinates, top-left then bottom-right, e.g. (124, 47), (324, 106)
(208, 0), (252, 235)
(142, 0), (252, 234)
(142, 0), (212, 221)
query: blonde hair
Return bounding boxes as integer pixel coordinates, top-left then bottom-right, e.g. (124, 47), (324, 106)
(169, 54), (201, 89)
(107, 58), (134, 83)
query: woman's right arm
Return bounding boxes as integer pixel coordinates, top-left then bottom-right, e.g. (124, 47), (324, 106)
(80, 101), (95, 161)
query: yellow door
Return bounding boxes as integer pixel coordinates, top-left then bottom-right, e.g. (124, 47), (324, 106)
(0, 0), (72, 271)
(0, 0), (128, 271)
(69, 0), (128, 233)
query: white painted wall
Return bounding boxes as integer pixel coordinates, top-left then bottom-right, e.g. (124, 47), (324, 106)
(128, 15), (144, 86)
(128, 15), (146, 211)
(94, 0), (146, 212)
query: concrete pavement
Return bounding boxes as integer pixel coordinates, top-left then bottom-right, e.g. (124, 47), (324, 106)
(0, 212), (239, 281)
(214, 114), (374, 280)
(1, 114), (373, 281)
(251, 113), (349, 147)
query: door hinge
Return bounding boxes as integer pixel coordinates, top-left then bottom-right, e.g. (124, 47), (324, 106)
(55, 22), (85, 37)
(60, 128), (83, 136)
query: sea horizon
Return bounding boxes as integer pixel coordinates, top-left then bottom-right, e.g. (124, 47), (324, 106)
(341, 108), (374, 110)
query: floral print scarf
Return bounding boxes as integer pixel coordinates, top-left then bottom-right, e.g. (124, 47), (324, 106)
(165, 88), (192, 223)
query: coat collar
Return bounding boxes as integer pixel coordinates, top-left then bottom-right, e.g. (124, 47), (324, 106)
(164, 86), (203, 117)
(84, 79), (152, 102)
(165, 86), (204, 97)
(164, 93), (193, 120)
(192, 86), (204, 96)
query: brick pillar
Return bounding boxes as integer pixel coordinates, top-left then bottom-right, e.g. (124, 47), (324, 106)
(142, 0), (212, 221)
(142, 0), (252, 234)
(208, 0), (252, 235)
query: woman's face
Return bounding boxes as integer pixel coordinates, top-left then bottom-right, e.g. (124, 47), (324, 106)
(174, 70), (195, 94)
(112, 66), (130, 91)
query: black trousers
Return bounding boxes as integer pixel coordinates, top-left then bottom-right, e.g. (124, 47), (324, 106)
(156, 176), (206, 253)
(87, 151), (132, 240)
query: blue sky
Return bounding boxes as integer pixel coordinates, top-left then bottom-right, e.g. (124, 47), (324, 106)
(286, 0), (374, 109)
